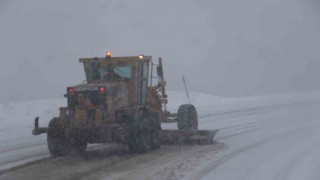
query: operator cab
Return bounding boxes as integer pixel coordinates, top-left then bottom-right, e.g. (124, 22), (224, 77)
(69, 53), (152, 112)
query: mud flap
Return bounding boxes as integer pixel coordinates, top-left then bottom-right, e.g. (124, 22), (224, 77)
(159, 129), (219, 144)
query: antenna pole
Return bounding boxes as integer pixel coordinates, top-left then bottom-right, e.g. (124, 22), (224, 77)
(182, 75), (190, 104)
(150, 61), (153, 86)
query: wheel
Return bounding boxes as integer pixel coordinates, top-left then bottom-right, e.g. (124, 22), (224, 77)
(127, 111), (160, 153)
(68, 129), (87, 155)
(47, 118), (87, 157)
(127, 114), (150, 153)
(177, 104), (198, 130)
(148, 112), (161, 150)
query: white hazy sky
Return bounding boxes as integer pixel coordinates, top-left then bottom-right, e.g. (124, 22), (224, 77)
(0, 0), (320, 102)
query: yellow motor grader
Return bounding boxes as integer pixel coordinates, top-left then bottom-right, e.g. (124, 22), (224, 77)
(32, 52), (218, 156)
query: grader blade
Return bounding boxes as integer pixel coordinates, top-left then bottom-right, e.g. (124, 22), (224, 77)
(160, 129), (219, 145)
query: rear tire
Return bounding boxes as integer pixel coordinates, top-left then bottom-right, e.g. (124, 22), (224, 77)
(148, 112), (161, 150)
(177, 104), (198, 130)
(47, 118), (87, 157)
(127, 111), (160, 153)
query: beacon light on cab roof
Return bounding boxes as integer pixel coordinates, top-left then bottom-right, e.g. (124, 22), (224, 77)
(106, 51), (111, 58)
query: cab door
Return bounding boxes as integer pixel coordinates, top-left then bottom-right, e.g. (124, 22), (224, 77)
(139, 61), (149, 106)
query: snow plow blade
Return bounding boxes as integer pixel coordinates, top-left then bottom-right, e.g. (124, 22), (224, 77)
(160, 129), (219, 144)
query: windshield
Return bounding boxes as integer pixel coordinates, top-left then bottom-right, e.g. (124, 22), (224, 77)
(83, 60), (133, 82)
(99, 65), (132, 80)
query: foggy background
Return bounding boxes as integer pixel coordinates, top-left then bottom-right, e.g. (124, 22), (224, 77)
(0, 0), (320, 103)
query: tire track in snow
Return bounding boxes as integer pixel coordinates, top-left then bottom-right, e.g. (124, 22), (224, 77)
(0, 157), (53, 176)
(78, 144), (224, 180)
(190, 122), (320, 180)
(0, 151), (49, 167)
(0, 144), (107, 172)
(0, 144), (223, 180)
(0, 141), (46, 153)
(274, 136), (320, 180)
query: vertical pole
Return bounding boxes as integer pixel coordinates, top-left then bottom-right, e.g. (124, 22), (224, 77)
(182, 75), (191, 104)
(35, 116), (39, 130)
(150, 61), (153, 87)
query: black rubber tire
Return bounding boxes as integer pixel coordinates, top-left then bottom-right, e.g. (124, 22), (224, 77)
(127, 116), (150, 153)
(47, 118), (87, 157)
(127, 111), (160, 153)
(148, 112), (161, 150)
(68, 130), (87, 155)
(177, 104), (198, 130)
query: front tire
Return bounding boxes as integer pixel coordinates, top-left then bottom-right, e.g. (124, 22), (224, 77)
(177, 104), (198, 130)
(47, 118), (87, 157)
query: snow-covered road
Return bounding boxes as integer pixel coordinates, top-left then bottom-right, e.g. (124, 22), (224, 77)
(196, 99), (320, 180)
(1, 91), (320, 179)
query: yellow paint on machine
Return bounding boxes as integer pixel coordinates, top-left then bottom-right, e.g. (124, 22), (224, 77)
(75, 108), (88, 126)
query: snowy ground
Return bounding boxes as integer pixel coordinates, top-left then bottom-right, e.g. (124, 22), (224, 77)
(1, 91), (320, 179)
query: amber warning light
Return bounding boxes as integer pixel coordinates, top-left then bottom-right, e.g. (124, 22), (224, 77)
(106, 51), (111, 58)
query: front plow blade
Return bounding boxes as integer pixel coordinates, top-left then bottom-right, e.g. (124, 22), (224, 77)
(160, 129), (219, 145)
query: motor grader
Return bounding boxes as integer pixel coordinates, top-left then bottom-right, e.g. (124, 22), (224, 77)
(32, 52), (218, 156)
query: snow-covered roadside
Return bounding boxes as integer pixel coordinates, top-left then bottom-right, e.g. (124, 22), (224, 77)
(168, 91), (320, 115)
(187, 92), (320, 180)
(0, 99), (65, 170)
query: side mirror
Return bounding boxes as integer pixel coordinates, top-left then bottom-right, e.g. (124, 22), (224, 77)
(157, 57), (163, 77)
(157, 66), (163, 77)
